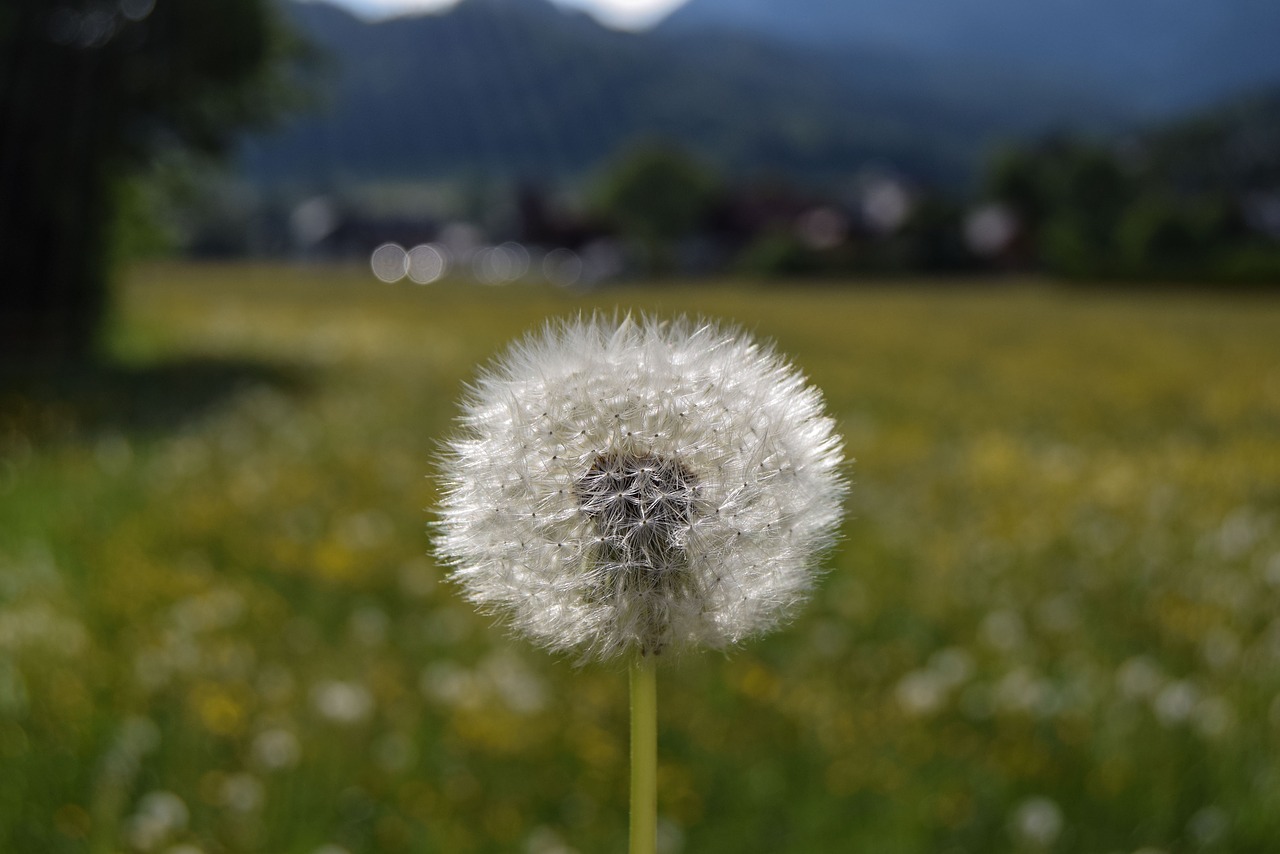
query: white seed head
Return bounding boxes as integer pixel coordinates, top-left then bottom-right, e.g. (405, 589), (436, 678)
(434, 313), (846, 661)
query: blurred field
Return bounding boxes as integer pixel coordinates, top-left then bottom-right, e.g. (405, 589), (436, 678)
(3, 263), (1280, 854)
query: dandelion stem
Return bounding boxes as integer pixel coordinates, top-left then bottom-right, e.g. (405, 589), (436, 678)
(629, 655), (658, 854)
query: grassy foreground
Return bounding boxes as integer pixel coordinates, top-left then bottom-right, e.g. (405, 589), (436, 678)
(3, 263), (1280, 853)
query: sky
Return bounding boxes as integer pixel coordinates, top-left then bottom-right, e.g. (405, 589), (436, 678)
(316, 0), (688, 29)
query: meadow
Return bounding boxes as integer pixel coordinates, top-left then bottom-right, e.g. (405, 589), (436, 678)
(2, 263), (1280, 854)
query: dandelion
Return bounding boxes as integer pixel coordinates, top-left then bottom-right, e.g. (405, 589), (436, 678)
(435, 313), (845, 660)
(435, 313), (846, 852)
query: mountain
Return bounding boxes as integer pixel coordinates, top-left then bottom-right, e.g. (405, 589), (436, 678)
(240, 0), (1128, 191)
(659, 0), (1280, 115)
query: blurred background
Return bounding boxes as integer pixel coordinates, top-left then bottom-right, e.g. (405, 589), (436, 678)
(2, 1), (1280, 852)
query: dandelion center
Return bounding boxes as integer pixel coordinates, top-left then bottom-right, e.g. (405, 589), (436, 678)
(576, 451), (696, 571)
(574, 450), (699, 654)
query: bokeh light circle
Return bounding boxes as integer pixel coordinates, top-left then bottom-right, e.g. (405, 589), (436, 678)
(407, 244), (446, 284)
(370, 243), (409, 283)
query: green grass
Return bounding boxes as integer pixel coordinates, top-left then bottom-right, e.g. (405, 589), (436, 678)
(3, 263), (1280, 853)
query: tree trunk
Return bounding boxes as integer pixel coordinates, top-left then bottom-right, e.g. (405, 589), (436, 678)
(1, 6), (114, 365)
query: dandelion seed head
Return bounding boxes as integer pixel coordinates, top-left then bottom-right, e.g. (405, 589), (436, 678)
(435, 313), (846, 660)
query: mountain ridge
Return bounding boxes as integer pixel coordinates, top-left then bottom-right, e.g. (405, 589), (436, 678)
(660, 0), (1280, 114)
(238, 0), (1270, 192)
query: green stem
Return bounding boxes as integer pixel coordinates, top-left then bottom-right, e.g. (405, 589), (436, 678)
(629, 655), (658, 854)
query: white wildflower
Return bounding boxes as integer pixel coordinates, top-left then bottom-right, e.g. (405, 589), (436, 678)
(1009, 796), (1064, 848)
(895, 669), (947, 717)
(251, 727), (301, 770)
(127, 791), (189, 851)
(1116, 655), (1163, 700)
(435, 314), (846, 660)
(218, 773), (264, 813)
(1154, 679), (1199, 726)
(310, 680), (374, 724)
(1188, 806), (1229, 845)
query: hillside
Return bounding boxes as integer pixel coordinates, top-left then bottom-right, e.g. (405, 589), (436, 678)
(240, 0), (1124, 190)
(661, 0), (1280, 114)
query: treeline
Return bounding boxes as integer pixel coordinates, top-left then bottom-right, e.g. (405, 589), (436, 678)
(982, 90), (1280, 283)
(581, 90), (1280, 284)
(151, 90), (1280, 287)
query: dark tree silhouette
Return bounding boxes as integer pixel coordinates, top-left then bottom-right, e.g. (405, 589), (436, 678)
(595, 144), (721, 274)
(0, 0), (297, 363)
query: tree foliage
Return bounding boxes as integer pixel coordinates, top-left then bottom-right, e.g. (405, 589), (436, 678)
(594, 144), (721, 273)
(0, 0), (299, 362)
(983, 92), (1280, 283)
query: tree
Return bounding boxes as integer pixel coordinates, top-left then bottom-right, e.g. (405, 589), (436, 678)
(595, 143), (720, 274)
(0, 0), (300, 363)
